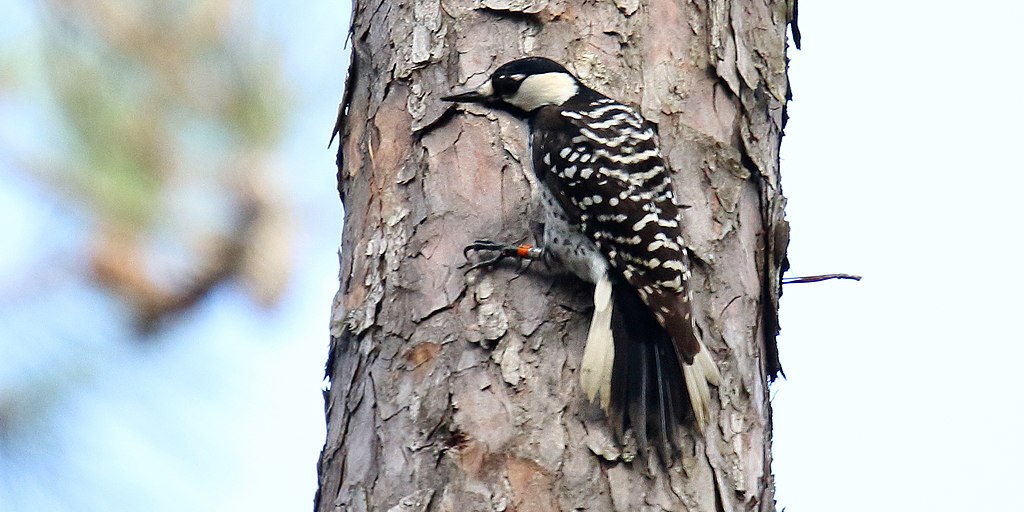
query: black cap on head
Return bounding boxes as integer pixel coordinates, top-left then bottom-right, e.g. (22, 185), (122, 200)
(492, 57), (568, 77)
(442, 57), (577, 113)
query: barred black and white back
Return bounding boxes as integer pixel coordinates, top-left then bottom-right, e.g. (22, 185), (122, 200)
(443, 57), (721, 453)
(530, 81), (721, 429)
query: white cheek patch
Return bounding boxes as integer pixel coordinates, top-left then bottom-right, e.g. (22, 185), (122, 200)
(505, 73), (578, 111)
(476, 79), (495, 97)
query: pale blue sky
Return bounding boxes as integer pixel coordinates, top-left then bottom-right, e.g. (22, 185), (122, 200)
(0, 1), (346, 510)
(2, 1), (1022, 511)
(773, 2), (1024, 510)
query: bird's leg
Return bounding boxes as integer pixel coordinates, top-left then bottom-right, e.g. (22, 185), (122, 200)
(463, 239), (544, 272)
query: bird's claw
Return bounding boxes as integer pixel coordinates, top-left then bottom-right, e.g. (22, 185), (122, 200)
(463, 239), (506, 259)
(463, 239), (515, 272)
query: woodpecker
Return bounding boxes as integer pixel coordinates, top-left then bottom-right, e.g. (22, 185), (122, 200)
(442, 57), (721, 452)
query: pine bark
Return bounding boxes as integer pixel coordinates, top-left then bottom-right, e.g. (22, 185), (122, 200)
(317, 1), (794, 511)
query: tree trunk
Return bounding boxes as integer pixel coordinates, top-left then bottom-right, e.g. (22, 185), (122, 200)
(317, 1), (794, 510)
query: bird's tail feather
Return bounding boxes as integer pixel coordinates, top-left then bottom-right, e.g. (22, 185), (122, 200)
(683, 345), (721, 430)
(580, 274), (614, 409)
(607, 279), (710, 458)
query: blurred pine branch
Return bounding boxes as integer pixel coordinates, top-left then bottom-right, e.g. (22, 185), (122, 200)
(5, 0), (294, 330)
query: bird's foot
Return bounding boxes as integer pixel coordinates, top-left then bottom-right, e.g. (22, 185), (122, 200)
(463, 239), (542, 272)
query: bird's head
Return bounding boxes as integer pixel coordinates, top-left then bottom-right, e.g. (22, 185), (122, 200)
(442, 57), (580, 113)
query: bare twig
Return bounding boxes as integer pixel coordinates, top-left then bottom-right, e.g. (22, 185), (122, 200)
(782, 273), (862, 285)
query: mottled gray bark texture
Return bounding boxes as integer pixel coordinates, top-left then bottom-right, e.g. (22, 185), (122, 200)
(317, 0), (795, 510)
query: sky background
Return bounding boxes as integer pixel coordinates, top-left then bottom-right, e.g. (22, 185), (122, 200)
(1, 1), (1022, 512)
(773, 2), (1024, 510)
(0, 1), (347, 510)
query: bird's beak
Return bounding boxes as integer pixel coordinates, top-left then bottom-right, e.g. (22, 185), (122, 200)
(441, 80), (494, 103)
(441, 90), (487, 102)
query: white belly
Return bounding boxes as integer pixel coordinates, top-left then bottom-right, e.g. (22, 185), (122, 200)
(537, 187), (609, 284)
